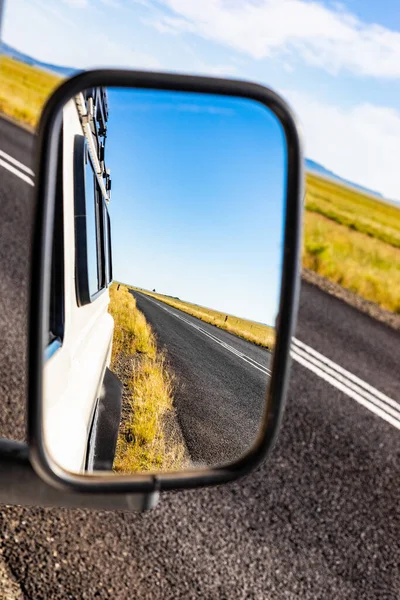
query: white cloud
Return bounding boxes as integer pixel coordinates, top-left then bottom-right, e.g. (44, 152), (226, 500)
(62, 0), (88, 7)
(151, 0), (400, 78)
(2, 0), (161, 70)
(281, 89), (400, 200)
(154, 35), (238, 76)
(3, 0), (399, 200)
(91, 38), (161, 69)
(202, 64), (237, 76)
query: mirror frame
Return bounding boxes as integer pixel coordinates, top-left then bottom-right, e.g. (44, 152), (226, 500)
(28, 69), (303, 494)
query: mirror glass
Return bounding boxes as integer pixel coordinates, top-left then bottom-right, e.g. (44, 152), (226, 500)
(43, 85), (288, 476)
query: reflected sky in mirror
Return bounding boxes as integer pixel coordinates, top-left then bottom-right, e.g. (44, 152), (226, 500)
(106, 89), (286, 327)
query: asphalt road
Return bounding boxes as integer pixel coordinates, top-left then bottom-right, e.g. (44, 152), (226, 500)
(132, 290), (271, 466)
(0, 117), (399, 599)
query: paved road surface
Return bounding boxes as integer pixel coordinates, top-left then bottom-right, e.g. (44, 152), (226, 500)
(132, 290), (271, 466)
(0, 117), (399, 599)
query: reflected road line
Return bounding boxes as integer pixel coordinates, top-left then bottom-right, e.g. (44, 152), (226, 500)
(141, 295), (400, 431)
(143, 295), (272, 376)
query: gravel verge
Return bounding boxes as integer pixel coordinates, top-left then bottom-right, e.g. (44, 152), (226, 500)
(302, 268), (400, 332)
(0, 555), (25, 600)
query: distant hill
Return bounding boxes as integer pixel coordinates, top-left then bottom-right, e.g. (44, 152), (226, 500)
(0, 42), (77, 77)
(305, 159), (384, 200)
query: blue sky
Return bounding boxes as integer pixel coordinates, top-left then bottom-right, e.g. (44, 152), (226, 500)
(2, 0), (400, 201)
(106, 88), (286, 324)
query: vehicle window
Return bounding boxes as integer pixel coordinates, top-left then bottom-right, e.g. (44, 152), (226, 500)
(104, 205), (112, 284)
(95, 183), (106, 291)
(49, 135), (64, 345)
(85, 155), (100, 297)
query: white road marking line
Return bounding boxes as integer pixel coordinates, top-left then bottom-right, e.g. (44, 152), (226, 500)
(141, 294), (400, 430)
(142, 295), (272, 376)
(173, 311), (272, 374)
(291, 341), (400, 430)
(0, 157), (34, 186)
(291, 346), (400, 420)
(293, 338), (400, 412)
(0, 149), (34, 176)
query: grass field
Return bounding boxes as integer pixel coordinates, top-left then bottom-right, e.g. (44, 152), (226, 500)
(304, 173), (400, 313)
(304, 212), (400, 313)
(2, 54), (400, 314)
(306, 172), (400, 249)
(0, 55), (61, 128)
(108, 284), (186, 473)
(131, 288), (276, 350)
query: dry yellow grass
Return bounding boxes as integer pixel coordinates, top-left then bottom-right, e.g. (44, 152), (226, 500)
(114, 351), (187, 473)
(108, 283), (155, 363)
(304, 173), (400, 312)
(108, 284), (186, 472)
(303, 212), (400, 313)
(131, 288), (276, 350)
(0, 55), (61, 128)
(306, 172), (400, 249)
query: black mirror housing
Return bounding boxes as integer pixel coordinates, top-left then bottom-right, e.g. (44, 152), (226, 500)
(24, 69), (303, 506)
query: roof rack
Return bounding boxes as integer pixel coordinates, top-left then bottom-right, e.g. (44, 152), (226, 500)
(75, 87), (111, 202)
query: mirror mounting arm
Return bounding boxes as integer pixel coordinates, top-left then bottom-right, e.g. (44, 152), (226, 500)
(0, 440), (159, 512)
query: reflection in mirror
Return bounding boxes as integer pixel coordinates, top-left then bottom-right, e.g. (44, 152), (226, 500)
(44, 85), (287, 476)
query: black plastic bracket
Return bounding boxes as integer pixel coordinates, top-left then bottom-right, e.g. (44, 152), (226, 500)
(30, 68), (303, 496)
(90, 367), (123, 471)
(0, 440), (159, 512)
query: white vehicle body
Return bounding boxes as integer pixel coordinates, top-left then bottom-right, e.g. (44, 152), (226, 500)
(44, 91), (115, 474)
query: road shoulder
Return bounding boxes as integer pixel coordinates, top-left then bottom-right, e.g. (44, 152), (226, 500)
(0, 555), (25, 600)
(302, 268), (400, 332)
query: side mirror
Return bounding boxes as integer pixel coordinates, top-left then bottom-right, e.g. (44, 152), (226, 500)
(25, 70), (302, 507)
